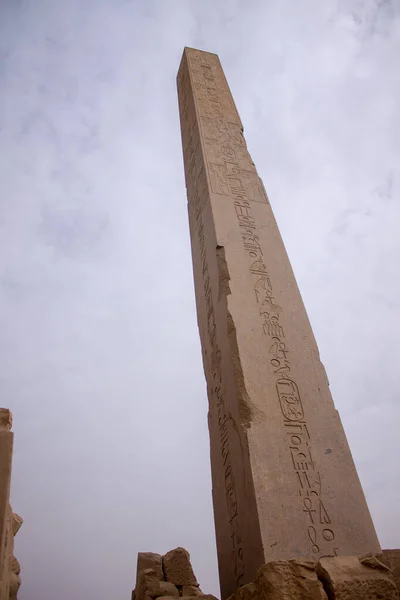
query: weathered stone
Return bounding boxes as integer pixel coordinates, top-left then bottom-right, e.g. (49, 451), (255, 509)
(8, 571), (20, 600)
(163, 548), (197, 586)
(232, 581), (256, 600)
(11, 514), (22, 538)
(137, 571), (179, 600)
(136, 572), (157, 600)
(256, 559), (327, 600)
(10, 557), (20, 576)
(137, 553), (164, 581)
(317, 555), (398, 600)
(157, 582), (179, 597)
(8, 510), (22, 600)
(182, 584), (203, 596)
(177, 46), (382, 599)
(383, 550), (400, 594)
(0, 410), (12, 432)
(179, 597), (217, 600)
(143, 569), (157, 577)
(157, 597), (205, 600)
(135, 553), (165, 600)
(0, 419), (14, 600)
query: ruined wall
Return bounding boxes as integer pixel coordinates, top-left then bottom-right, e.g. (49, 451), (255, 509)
(228, 553), (399, 600)
(132, 547), (217, 600)
(132, 547), (400, 600)
(0, 410), (22, 600)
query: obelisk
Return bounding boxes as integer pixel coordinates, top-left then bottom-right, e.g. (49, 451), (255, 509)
(177, 48), (381, 599)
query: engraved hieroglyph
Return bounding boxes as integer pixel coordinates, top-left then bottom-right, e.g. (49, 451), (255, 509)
(177, 48), (381, 600)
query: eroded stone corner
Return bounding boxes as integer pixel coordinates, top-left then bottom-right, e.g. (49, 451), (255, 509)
(317, 554), (398, 600)
(216, 245), (231, 301)
(215, 243), (263, 431)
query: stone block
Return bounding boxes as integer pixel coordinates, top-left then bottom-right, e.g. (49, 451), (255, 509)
(317, 555), (398, 600)
(138, 553), (164, 580)
(229, 581), (257, 600)
(163, 548), (197, 586)
(10, 557), (20, 576)
(137, 571), (178, 600)
(383, 550), (400, 594)
(9, 571), (20, 600)
(256, 559), (327, 600)
(11, 514), (22, 537)
(182, 584), (203, 596)
(152, 596), (213, 600)
(137, 553), (164, 581)
(144, 569), (157, 577)
(136, 572), (157, 600)
(180, 597), (216, 600)
(0, 430), (13, 600)
(0, 410), (12, 432)
(135, 553), (165, 600)
(158, 582), (179, 597)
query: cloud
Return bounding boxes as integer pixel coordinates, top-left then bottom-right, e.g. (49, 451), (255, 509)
(0, 1), (399, 599)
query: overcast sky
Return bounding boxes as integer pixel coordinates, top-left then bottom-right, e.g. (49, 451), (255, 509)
(0, 1), (399, 599)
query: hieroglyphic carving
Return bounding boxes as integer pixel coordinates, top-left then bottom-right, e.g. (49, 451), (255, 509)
(234, 198), (337, 558)
(178, 55), (245, 587)
(277, 380), (304, 421)
(233, 200), (337, 557)
(209, 164), (230, 196)
(187, 51), (265, 205)
(187, 49), (337, 559)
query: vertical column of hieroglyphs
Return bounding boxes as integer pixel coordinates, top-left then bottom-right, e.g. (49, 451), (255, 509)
(190, 45), (378, 560)
(187, 48), (342, 559)
(177, 50), (253, 595)
(178, 47), (380, 600)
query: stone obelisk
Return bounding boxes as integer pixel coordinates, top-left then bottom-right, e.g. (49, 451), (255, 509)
(177, 48), (380, 599)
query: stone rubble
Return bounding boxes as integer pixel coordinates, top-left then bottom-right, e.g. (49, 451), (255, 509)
(227, 554), (399, 600)
(132, 548), (217, 600)
(383, 550), (400, 595)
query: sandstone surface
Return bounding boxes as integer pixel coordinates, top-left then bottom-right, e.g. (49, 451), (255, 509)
(177, 46), (381, 598)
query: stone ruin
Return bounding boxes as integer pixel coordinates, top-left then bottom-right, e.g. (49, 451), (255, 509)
(0, 409), (22, 600)
(227, 553), (400, 600)
(132, 548), (400, 600)
(132, 547), (217, 600)
(2, 508), (22, 600)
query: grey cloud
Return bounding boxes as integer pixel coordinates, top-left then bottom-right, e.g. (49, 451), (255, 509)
(0, 1), (399, 600)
